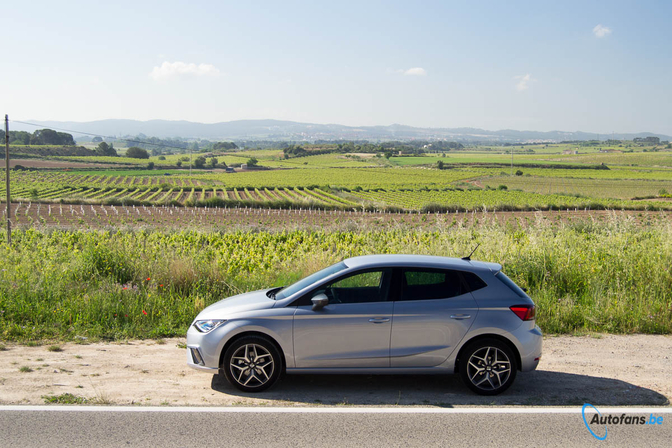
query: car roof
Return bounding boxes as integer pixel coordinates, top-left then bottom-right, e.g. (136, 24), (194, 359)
(342, 254), (501, 273)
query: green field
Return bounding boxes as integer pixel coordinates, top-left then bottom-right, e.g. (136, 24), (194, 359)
(1, 218), (671, 341)
(2, 141), (672, 341)
(4, 142), (672, 211)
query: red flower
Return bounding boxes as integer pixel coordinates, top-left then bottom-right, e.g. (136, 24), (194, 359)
(124, 314), (128, 317)
(146, 277), (151, 281)
(159, 284), (164, 287)
(142, 310), (148, 315)
(122, 287), (128, 290)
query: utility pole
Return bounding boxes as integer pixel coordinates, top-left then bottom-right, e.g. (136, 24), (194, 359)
(511, 145), (514, 176)
(4, 115), (10, 245)
(189, 145), (192, 176)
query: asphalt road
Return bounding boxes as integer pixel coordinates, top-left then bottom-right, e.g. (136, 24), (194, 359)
(1, 406), (670, 447)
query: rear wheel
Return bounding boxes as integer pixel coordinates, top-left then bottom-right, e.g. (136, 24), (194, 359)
(459, 339), (517, 395)
(221, 336), (283, 392)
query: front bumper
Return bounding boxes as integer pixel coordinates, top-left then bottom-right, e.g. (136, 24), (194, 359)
(186, 321), (237, 371)
(186, 345), (219, 371)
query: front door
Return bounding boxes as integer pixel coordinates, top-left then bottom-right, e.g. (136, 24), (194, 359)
(293, 269), (393, 368)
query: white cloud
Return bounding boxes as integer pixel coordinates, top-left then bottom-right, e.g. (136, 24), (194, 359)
(593, 24), (612, 38)
(149, 61), (221, 80)
(514, 74), (533, 92)
(403, 67), (427, 76)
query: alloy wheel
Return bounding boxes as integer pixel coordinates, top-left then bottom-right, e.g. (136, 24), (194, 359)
(229, 343), (275, 388)
(466, 346), (512, 391)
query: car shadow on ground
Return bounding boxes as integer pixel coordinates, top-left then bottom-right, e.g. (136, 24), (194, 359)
(211, 370), (669, 406)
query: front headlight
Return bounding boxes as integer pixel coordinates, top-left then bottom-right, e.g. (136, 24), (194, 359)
(193, 319), (226, 333)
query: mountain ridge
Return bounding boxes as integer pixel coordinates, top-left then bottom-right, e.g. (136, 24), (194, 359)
(12, 118), (671, 143)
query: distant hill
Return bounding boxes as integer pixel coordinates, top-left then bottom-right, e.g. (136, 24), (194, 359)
(11, 119), (671, 143)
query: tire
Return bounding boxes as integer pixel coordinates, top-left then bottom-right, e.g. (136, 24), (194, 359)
(221, 336), (283, 392)
(459, 338), (517, 396)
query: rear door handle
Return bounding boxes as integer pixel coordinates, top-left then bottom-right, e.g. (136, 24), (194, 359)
(450, 314), (471, 320)
(369, 318), (390, 324)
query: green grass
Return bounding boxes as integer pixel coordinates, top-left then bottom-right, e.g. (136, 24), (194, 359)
(482, 176), (672, 200)
(42, 393), (88, 404)
(1, 218), (671, 341)
(351, 188), (638, 211)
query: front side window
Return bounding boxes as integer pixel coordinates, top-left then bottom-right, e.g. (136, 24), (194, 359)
(400, 269), (466, 301)
(275, 262), (347, 301)
(314, 269), (392, 304)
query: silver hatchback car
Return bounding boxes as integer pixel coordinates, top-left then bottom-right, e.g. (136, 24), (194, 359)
(187, 254), (542, 395)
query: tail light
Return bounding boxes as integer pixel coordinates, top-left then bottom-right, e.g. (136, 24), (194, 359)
(510, 304), (535, 321)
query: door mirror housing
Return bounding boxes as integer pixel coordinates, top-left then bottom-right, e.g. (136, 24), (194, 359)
(311, 293), (329, 311)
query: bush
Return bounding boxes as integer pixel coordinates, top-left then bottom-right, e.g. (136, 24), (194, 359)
(194, 156), (206, 169)
(515, 170), (523, 176)
(126, 147), (150, 159)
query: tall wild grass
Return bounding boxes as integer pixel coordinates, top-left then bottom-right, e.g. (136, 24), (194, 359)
(0, 214), (671, 341)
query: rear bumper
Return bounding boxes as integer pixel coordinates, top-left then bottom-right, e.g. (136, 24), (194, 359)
(516, 323), (543, 372)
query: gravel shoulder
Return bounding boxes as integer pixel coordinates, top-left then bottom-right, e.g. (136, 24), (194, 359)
(0, 335), (670, 407)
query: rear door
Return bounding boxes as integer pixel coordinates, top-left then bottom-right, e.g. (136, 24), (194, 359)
(390, 268), (480, 367)
(293, 269), (393, 368)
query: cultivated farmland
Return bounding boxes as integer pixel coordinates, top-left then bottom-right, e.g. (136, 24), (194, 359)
(2, 142), (672, 342)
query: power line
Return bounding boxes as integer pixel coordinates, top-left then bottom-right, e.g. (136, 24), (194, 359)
(10, 120), (193, 151)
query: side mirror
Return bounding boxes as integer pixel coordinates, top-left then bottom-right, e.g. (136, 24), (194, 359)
(311, 293), (329, 311)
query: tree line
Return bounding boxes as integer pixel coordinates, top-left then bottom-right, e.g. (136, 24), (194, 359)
(1, 129), (75, 146)
(97, 135), (239, 155)
(282, 140), (465, 159)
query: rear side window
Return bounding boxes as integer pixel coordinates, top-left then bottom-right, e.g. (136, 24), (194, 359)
(496, 272), (527, 298)
(400, 269), (465, 301)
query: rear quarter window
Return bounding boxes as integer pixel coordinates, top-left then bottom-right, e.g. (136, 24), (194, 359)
(460, 271), (487, 292)
(495, 272), (528, 298)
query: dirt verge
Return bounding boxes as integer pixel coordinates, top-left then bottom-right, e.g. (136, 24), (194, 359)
(0, 335), (669, 407)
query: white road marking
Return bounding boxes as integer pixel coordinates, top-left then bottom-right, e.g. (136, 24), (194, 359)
(0, 406), (670, 414)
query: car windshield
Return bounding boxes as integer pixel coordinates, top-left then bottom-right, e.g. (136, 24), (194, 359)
(274, 261), (347, 300)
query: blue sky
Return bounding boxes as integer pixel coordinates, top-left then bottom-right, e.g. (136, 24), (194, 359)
(5, 0), (671, 134)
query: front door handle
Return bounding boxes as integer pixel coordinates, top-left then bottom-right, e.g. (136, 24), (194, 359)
(369, 318), (390, 324)
(450, 314), (471, 320)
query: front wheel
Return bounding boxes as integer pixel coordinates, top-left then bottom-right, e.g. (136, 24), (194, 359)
(459, 339), (517, 395)
(221, 336), (283, 392)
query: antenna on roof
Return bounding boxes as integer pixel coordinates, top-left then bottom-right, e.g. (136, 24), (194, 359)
(462, 243), (480, 261)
